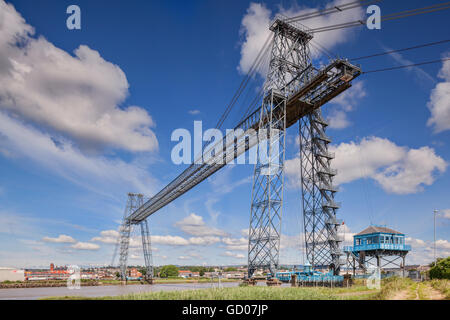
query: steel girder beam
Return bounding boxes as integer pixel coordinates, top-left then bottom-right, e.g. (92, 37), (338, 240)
(119, 193), (144, 280)
(300, 108), (342, 275)
(126, 59), (361, 224)
(247, 18), (312, 278)
(140, 219), (154, 280)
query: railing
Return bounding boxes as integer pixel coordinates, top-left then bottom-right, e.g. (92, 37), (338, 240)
(271, 13), (313, 35)
(343, 244), (411, 252)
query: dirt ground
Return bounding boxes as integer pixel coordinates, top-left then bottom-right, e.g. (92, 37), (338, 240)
(390, 282), (446, 300)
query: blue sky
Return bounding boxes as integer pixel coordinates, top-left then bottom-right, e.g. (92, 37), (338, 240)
(0, 0), (449, 268)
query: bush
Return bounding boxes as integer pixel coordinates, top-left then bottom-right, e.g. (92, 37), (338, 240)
(159, 265), (179, 278)
(429, 256), (450, 280)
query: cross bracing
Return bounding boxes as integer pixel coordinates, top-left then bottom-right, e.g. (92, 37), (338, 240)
(118, 16), (361, 279)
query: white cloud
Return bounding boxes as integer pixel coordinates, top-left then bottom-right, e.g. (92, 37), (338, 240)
(151, 235), (190, 246)
(0, 0), (158, 153)
(406, 237), (426, 247)
(386, 47), (436, 85)
(91, 227), (223, 247)
(188, 110), (201, 115)
(327, 81), (366, 129)
(427, 56), (450, 133)
(223, 251), (245, 259)
(175, 213), (227, 237)
(238, 1), (364, 76)
(42, 234), (76, 243)
(286, 136), (447, 194)
(71, 242), (100, 250)
(238, 3), (272, 75)
(436, 239), (450, 250)
(0, 112), (156, 196)
(91, 229), (119, 244)
(188, 236), (221, 245)
(327, 109), (352, 130)
(222, 237), (248, 251)
(441, 209), (450, 219)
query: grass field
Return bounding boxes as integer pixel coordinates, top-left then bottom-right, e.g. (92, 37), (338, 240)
(45, 277), (450, 300)
(45, 284), (379, 300)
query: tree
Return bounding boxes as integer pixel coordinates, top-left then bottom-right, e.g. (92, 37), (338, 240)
(429, 256), (450, 279)
(159, 265), (179, 278)
(224, 267), (237, 272)
(138, 268), (147, 276)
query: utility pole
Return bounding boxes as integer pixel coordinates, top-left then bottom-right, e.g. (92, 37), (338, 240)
(434, 209), (438, 267)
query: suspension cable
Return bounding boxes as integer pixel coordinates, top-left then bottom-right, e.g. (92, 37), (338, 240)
(285, 0), (381, 23)
(308, 1), (450, 33)
(350, 39), (450, 61)
(215, 33), (273, 130)
(362, 57), (450, 74)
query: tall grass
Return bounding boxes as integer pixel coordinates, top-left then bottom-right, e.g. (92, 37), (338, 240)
(46, 285), (378, 300)
(372, 277), (414, 300)
(430, 279), (450, 299)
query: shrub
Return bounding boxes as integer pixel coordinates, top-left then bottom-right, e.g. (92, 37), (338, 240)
(159, 265), (179, 278)
(429, 256), (450, 280)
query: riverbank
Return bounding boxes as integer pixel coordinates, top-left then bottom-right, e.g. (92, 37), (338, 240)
(0, 278), (240, 289)
(0, 282), (240, 300)
(46, 278), (450, 300)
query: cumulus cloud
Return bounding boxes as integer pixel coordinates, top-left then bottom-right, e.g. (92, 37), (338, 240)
(42, 234), (76, 243)
(286, 136), (447, 194)
(405, 237), (450, 265)
(327, 81), (366, 129)
(436, 239), (450, 250)
(71, 242), (100, 250)
(91, 226), (223, 247)
(238, 3), (272, 76)
(223, 251), (245, 259)
(238, 0), (364, 76)
(0, 0), (158, 152)
(175, 213), (228, 237)
(188, 236), (221, 245)
(151, 234), (220, 246)
(427, 56), (450, 133)
(91, 230), (119, 244)
(0, 112), (157, 196)
(441, 209), (450, 219)
(406, 237), (426, 247)
(188, 110), (201, 115)
(151, 235), (190, 246)
(222, 237), (248, 251)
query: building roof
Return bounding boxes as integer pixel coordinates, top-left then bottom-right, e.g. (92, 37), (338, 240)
(356, 226), (403, 236)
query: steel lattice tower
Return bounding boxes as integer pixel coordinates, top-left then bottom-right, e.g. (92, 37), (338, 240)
(113, 17), (361, 280)
(118, 193), (153, 280)
(140, 219), (154, 279)
(299, 109), (342, 274)
(247, 18), (313, 278)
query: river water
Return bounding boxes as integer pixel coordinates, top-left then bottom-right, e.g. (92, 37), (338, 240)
(0, 282), (244, 300)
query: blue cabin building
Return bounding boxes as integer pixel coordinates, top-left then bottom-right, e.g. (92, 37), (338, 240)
(344, 225), (411, 276)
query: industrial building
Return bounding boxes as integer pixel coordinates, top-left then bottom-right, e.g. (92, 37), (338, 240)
(0, 267), (25, 282)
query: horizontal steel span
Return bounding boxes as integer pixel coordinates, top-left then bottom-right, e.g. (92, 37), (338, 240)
(127, 59), (361, 224)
